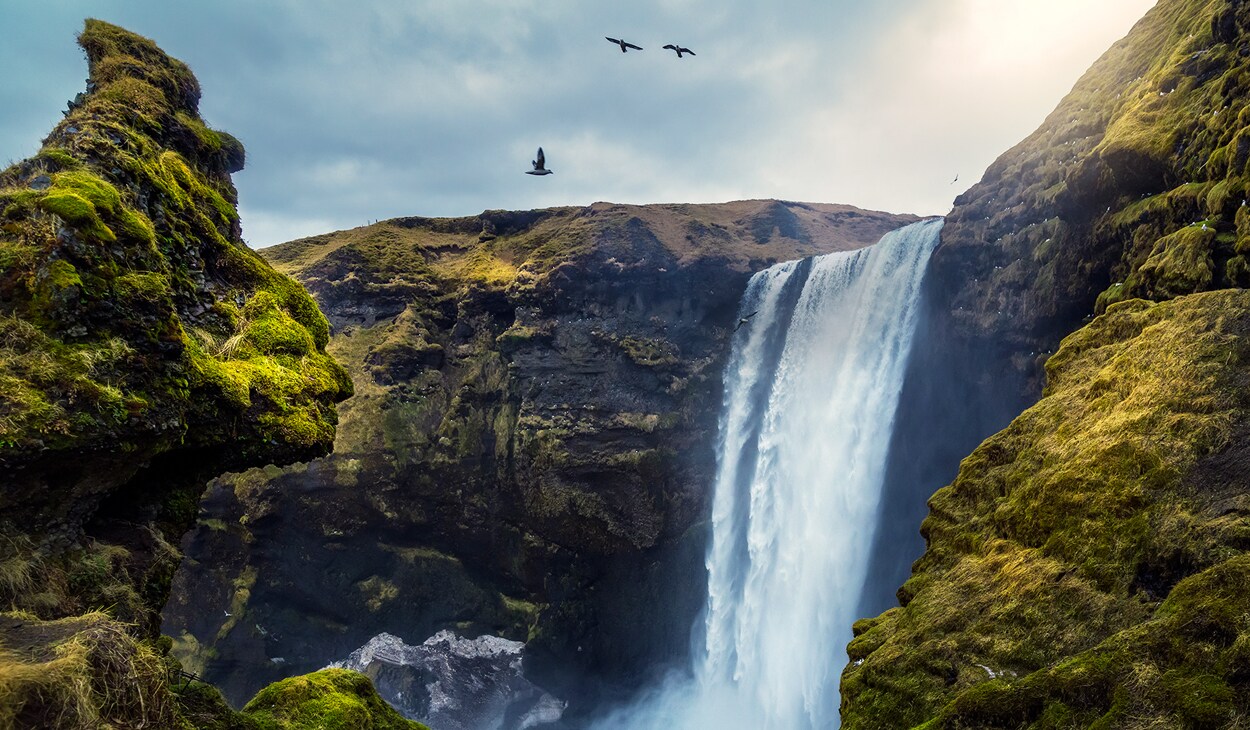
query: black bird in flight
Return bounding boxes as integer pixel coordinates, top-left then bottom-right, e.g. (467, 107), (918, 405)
(951, 174), (959, 185)
(526, 147), (553, 176)
(662, 44), (695, 58)
(606, 37), (643, 53)
(734, 311), (760, 332)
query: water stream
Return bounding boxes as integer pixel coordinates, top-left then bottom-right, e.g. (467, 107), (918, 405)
(596, 217), (943, 729)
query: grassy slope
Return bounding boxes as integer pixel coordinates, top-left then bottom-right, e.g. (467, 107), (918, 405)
(845, 292), (1250, 727)
(844, 0), (1250, 726)
(264, 199), (913, 286)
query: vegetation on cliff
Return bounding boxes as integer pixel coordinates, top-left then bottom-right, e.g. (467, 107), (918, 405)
(845, 0), (1250, 726)
(0, 20), (350, 517)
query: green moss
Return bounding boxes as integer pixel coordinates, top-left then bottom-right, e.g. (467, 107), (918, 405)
(215, 567), (255, 642)
(98, 77), (169, 122)
(617, 335), (680, 367)
(39, 190), (114, 242)
(240, 669), (428, 730)
(1131, 225), (1218, 298)
(78, 18), (200, 112)
(0, 18), (360, 730)
(33, 259), (84, 312)
(237, 292), (315, 357)
(173, 679), (263, 730)
(34, 148), (81, 170)
(356, 576), (399, 612)
(0, 20), (349, 474)
(495, 323), (546, 350)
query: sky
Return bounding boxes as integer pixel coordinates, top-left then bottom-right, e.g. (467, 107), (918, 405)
(0, 0), (1157, 249)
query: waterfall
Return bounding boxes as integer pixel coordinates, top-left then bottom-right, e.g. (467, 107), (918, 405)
(593, 218), (943, 730)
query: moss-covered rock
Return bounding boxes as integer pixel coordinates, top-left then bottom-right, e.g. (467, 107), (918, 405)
(0, 20), (350, 538)
(241, 669), (427, 730)
(847, 2), (1250, 724)
(0, 14), (351, 626)
(935, 0), (1250, 391)
(0, 19), (361, 730)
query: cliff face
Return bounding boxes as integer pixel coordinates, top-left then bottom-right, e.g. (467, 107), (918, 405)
(931, 0), (1250, 389)
(162, 200), (916, 705)
(844, 0), (1250, 726)
(0, 20), (376, 728)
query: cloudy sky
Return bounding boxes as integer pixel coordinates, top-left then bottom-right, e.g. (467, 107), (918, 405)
(2, 0), (1155, 248)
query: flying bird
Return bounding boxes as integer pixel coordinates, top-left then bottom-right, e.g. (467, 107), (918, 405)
(951, 174), (959, 185)
(662, 44), (695, 58)
(734, 311), (760, 332)
(606, 37), (643, 52)
(526, 147), (553, 176)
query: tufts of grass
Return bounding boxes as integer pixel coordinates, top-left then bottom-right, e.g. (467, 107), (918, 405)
(0, 613), (178, 729)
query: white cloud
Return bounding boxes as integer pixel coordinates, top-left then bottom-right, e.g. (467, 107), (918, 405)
(753, 0), (1158, 215)
(238, 207), (348, 249)
(0, 0), (1161, 245)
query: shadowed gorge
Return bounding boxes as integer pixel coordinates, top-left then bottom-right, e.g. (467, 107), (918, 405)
(161, 200), (917, 714)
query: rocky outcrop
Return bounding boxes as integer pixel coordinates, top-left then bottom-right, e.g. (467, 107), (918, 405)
(844, 0), (1250, 726)
(0, 20), (353, 727)
(329, 631), (565, 729)
(240, 668), (428, 729)
(162, 200), (916, 709)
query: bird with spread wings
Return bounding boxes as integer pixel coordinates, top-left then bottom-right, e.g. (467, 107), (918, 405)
(605, 37), (643, 52)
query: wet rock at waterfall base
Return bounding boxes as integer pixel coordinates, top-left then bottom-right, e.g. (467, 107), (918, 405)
(329, 631), (566, 730)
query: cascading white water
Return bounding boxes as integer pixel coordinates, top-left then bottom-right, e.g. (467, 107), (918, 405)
(593, 218), (942, 730)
